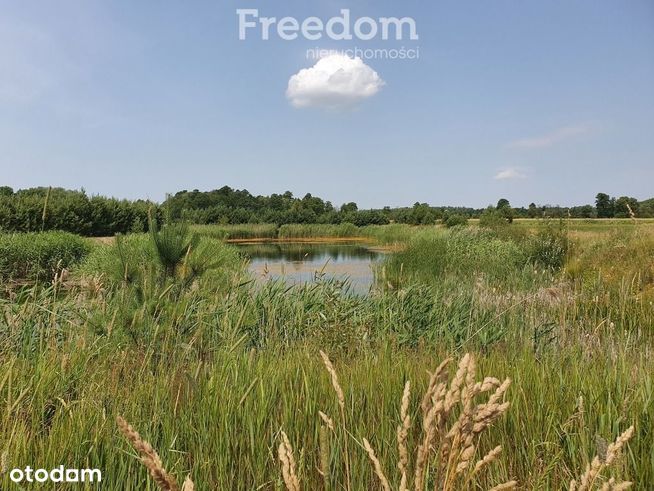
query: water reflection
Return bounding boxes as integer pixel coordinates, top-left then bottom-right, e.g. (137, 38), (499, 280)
(236, 242), (381, 293)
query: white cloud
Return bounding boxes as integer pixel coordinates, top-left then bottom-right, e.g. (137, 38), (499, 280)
(506, 124), (592, 149)
(286, 54), (384, 110)
(494, 167), (526, 180)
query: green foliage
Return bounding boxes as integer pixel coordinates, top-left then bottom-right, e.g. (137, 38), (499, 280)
(525, 220), (569, 269)
(479, 206), (509, 228)
(0, 231), (90, 281)
(79, 233), (241, 293)
(149, 218), (199, 278)
(78, 234), (157, 285)
(0, 344), (650, 489)
(595, 192), (615, 218)
(278, 223), (359, 239)
(443, 213), (468, 228)
(193, 223), (279, 240)
(0, 221), (653, 488)
(385, 228), (529, 289)
(0, 187), (155, 236)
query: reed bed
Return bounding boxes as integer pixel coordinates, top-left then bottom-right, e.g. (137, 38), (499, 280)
(192, 223), (279, 240)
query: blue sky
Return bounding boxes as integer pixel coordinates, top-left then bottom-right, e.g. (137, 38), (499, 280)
(0, 0), (652, 208)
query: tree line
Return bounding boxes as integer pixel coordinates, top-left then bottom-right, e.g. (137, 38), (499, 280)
(0, 187), (155, 236)
(0, 185), (652, 236)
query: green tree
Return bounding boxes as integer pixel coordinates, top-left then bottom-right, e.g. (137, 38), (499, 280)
(496, 198), (514, 223)
(527, 203), (539, 218)
(614, 196), (639, 218)
(595, 193), (615, 218)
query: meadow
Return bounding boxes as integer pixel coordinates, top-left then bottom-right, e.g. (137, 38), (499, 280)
(0, 219), (652, 489)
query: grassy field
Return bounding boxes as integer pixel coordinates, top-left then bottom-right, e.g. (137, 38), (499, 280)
(0, 219), (652, 489)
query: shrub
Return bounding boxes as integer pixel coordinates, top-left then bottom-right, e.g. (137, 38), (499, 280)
(0, 231), (90, 281)
(526, 221), (569, 270)
(478, 207), (508, 229)
(443, 214), (468, 228)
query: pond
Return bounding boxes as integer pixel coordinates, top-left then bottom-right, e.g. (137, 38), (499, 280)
(235, 241), (383, 294)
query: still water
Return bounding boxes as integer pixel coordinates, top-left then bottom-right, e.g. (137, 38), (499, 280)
(236, 242), (382, 293)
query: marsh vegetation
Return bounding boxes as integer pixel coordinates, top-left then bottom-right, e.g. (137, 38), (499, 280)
(0, 217), (652, 489)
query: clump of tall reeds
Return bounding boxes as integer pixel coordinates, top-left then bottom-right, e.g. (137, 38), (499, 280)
(280, 352), (517, 491)
(117, 416), (194, 491)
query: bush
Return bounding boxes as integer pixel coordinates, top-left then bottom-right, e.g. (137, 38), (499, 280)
(526, 221), (569, 270)
(0, 232), (90, 281)
(478, 207), (508, 228)
(443, 214), (468, 228)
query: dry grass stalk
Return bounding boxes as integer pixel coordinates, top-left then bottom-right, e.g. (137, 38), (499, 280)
(397, 380), (411, 491)
(278, 351), (635, 490)
(363, 438), (391, 491)
(626, 203), (636, 222)
(319, 410), (335, 431)
(488, 481), (518, 490)
(408, 353), (512, 491)
(320, 350), (351, 491)
(569, 425), (635, 491)
(181, 475), (195, 491)
(319, 423), (330, 488)
(473, 445), (502, 475)
(278, 430), (300, 491)
(116, 416), (184, 491)
(319, 350), (344, 409)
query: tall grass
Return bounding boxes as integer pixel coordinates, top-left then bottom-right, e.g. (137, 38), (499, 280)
(0, 222), (652, 488)
(0, 231), (90, 281)
(192, 223), (279, 240)
(0, 343), (648, 489)
(278, 223), (360, 239)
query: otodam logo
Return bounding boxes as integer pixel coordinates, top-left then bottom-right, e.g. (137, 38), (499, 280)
(9, 465), (102, 484)
(237, 9), (419, 42)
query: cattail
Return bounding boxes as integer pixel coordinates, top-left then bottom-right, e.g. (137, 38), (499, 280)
(116, 416), (180, 491)
(278, 430), (300, 491)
